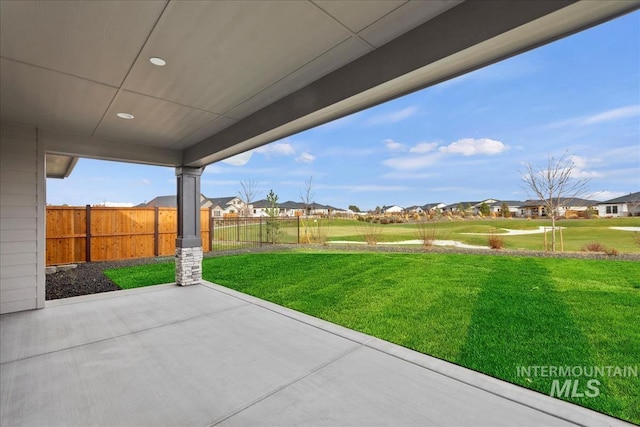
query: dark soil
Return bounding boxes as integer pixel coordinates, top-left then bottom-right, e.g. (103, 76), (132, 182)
(46, 244), (640, 300)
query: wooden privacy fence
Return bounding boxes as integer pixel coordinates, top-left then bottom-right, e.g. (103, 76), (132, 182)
(46, 206), (211, 266)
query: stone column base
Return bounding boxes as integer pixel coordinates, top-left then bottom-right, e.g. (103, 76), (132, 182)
(176, 246), (203, 286)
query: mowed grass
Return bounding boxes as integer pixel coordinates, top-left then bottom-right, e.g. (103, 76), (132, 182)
(104, 251), (640, 423)
(324, 217), (640, 252)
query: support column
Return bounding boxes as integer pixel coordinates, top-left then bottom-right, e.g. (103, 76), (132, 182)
(175, 166), (203, 286)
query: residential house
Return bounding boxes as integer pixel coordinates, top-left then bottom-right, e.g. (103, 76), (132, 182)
(443, 201), (479, 214)
(405, 205), (424, 214)
(208, 196), (247, 217)
(382, 205), (404, 215)
(596, 192), (640, 217)
(251, 199), (273, 217)
(488, 200), (522, 217)
(139, 194), (210, 208)
(520, 198), (599, 218)
(422, 202), (446, 213)
(279, 201), (307, 217)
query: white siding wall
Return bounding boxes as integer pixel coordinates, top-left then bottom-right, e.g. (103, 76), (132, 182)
(1, 124), (45, 314)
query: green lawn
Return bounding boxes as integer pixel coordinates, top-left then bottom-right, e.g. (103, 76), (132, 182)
(104, 251), (640, 423)
(322, 217), (640, 252)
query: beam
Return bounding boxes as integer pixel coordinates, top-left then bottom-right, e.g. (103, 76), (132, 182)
(184, 0), (639, 167)
(39, 127), (182, 166)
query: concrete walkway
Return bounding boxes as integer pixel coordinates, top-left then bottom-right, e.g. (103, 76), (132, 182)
(0, 282), (629, 426)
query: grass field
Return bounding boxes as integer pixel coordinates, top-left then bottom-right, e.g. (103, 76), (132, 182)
(320, 217), (640, 252)
(104, 251), (640, 423)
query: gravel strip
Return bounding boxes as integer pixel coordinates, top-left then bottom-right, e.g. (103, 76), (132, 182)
(46, 245), (639, 300)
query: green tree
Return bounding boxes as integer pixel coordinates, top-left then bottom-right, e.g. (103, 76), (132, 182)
(348, 205), (361, 212)
(265, 189), (280, 243)
(479, 202), (490, 216)
(500, 202), (510, 218)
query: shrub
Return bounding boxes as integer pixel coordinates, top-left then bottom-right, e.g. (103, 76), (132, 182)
(605, 247), (619, 256)
(380, 218), (389, 225)
(415, 221), (439, 247)
(487, 230), (505, 250)
(355, 221), (382, 245)
(582, 242), (606, 252)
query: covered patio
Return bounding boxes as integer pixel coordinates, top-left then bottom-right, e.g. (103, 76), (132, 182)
(1, 281), (626, 426)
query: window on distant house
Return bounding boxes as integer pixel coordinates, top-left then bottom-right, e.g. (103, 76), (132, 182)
(606, 206), (618, 214)
(253, 209), (256, 214)
(214, 210), (221, 217)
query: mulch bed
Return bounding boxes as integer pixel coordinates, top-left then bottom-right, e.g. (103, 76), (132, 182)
(46, 244), (640, 300)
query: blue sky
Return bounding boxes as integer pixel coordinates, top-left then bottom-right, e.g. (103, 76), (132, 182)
(48, 11), (640, 211)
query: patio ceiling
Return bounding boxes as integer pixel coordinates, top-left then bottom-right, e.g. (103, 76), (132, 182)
(1, 1), (638, 169)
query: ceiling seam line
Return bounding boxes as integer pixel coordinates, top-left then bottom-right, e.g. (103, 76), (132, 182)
(0, 56), (120, 89)
(354, 0), (414, 45)
(222, 36), (365, 121)
(90, 0), (171, 137)
(116, 88), (226, 116)
(308, 0), (377, 50)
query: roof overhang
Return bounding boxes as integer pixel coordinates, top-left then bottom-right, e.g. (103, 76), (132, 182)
(1, 0), (638, 170)
(45, 154), (78, 179)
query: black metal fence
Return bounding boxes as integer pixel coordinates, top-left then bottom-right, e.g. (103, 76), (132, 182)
(209, 216), (300, 251)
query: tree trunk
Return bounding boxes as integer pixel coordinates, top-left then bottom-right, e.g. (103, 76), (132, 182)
(551, 215), (556, 252)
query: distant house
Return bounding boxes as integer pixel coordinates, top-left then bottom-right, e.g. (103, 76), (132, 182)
(139, 194), (210, 208)
(443, 201), (479, 214)
(520, 198), (599, 218)
(382, 205), (404, 215)
(251, 199), (273, 217)
(596, 192), (640, 217)
(422, 202), (446, 212)
(488, 200), (522, 217)
(279, 201), (307, 217)
(405, 205), (423, 214)
(207, 196), (246, 217)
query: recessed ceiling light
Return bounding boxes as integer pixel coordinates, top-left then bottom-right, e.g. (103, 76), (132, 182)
(149, 57), (166, 66)
(116, 113), (134, 120)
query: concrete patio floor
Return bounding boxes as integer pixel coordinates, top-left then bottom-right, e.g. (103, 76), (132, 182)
(0, 281), (629, 427)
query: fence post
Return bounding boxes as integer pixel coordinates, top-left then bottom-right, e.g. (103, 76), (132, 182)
(237, 216), (240, 242)
(209, 207), (213, 251)
(153, 206), (159, 257)
(297, 216), (300, 244)
(85, 204), (91, 262)
(259, 216), (263, 247)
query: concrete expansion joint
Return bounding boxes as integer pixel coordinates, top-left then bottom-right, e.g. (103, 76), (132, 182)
(208, 344), (363, 427)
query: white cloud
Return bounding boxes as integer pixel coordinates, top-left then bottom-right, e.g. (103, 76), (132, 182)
(439, 138), (508, 156)
(221, 150), (254, 166)
(409, 142), (438, 153)
(581, 105), (640, 125)
(296, 152), (315, 163)
(255, 142), (295, 156)
(588, 190), (626, 201)
(316, 184), (412, 193)
(140, 179), (151, 185)
(383, 138), (405, 151)
(367, 106), (419, 125)
(322, 147), (378, 157)
(381, 171), (439, 180)
(569, 155), (604, 179)
(547, 105), (640, 128)
(383, 154), (441, 170)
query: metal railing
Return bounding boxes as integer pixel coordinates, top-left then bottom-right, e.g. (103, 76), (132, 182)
(209, 216), (300, 251)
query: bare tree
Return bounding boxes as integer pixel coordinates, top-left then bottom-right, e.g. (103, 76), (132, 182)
(238, 180), (258, 217)
(300, 176), (315, 217)
(521, 153), (589, 252)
